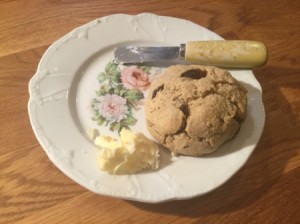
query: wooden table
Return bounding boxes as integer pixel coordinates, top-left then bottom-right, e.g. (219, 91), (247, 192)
(1, 0), (299, 223)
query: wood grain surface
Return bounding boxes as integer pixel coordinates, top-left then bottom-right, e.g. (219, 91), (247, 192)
(0, 0), (299, 223)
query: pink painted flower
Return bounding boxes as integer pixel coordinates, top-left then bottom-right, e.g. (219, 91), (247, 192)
(121, 67), (151, 90)
(97, 94), (128, 122)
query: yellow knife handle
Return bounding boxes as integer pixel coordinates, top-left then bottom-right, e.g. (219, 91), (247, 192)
(184, 40), (268, 68)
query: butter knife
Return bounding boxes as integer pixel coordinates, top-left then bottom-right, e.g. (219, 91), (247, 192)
(114, 40), (267, 68)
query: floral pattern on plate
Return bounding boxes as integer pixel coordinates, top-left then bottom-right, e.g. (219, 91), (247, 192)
(90, 61), (154, 133)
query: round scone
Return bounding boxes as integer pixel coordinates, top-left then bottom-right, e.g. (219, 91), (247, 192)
(145, 65), (247, 156)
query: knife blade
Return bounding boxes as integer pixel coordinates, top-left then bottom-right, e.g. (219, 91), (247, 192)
(114, 40), (267, 68)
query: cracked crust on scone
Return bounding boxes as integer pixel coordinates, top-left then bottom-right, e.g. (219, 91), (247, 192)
(145, 65), (247, 156)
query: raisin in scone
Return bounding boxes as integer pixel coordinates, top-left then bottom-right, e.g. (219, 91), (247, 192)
(145, 65), (247, 156)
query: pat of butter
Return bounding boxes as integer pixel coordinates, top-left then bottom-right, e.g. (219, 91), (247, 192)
(95, 129), (159, 174)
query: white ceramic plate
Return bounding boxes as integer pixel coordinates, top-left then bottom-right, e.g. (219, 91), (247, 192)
(28, 13), (265, 203)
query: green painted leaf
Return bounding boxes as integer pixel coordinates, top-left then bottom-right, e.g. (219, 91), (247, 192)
(112, 85), (127, 96)
(138, 65), (151, 74)
(122, 115), (137, 126)
(105, 61), (119, 73)
(98, 72), (109, 83)
(91, 98), (98, 104)
(119, 88), (127, 96)
(110, 122), (122, 132)
(110, 72), (121, 82)
(124, 89), (144, 102)
(94, 115), (105, 125)
(97, 85), (110, 96)
(127, 106), (133, 114)
(126, 99), (135, 107)
(91, 108), (99, 116)
(112, 86), (120, 95)
(108, 87), (115, 94)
